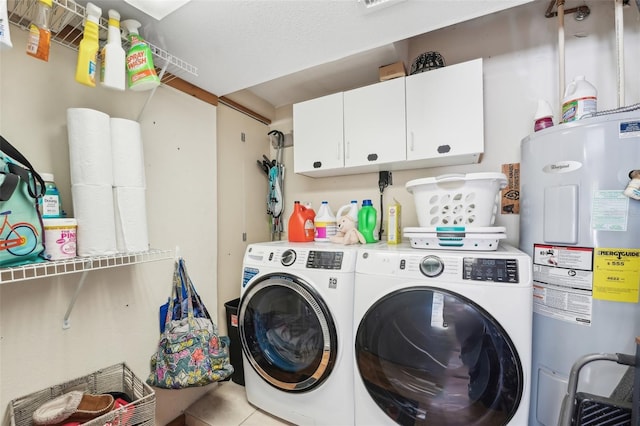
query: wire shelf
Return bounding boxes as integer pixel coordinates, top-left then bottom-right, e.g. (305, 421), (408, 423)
(7, 0), (198, 83)
(0, 248), (173, 284)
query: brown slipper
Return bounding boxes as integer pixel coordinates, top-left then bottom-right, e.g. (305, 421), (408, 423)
(33, 391), (115, 426)
(66, 393), (115, 423)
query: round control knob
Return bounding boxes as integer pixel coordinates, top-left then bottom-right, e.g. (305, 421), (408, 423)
(419, 255), (444, 278)
(281, 249), (297, 266)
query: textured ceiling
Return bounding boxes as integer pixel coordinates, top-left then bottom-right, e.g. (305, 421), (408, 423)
(80, 0), (533, 107)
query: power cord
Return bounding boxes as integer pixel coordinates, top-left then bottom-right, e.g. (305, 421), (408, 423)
(378, 171), (392, 241)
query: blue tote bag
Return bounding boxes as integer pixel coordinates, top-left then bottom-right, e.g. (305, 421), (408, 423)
(0, 135), (46, 267)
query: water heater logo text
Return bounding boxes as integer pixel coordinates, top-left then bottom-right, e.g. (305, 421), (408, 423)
(542, 161), (582, 174)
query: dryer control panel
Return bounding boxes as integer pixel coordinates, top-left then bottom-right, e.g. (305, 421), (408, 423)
(463, 257), (519, 283)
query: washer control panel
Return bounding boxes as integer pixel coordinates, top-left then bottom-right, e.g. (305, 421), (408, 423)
(463, 257), (519, 283)
(306, 250), (343, 270)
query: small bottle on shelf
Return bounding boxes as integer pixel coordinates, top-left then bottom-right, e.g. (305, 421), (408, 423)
(40, 173), (63, 218)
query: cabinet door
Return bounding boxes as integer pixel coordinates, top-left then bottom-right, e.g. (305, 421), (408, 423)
(343, 78), (406, 168)
(406, 58), (484, 164)
(293, 92), (344, 174)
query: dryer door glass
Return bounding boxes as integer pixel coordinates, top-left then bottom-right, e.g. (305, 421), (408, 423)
(239, 273), (337, 392)
(355, 287), (523, 425)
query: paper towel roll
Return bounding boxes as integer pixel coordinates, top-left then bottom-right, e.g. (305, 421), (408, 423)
(113, 186), (149, 253)
(67, 108), (113, 186)
(110, 118), (146, 188)
(72, 184), (117, 256)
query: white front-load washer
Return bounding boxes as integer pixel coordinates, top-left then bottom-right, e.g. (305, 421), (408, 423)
(239, 241), (357, 426)
(353, 243), (532, 426)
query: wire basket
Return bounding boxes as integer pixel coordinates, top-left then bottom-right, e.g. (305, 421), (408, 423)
(406, 173), (507, 227)
(9, 363), (155, 426)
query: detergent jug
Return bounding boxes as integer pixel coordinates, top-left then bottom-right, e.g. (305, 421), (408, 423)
(288, 201), (315, 242)
(358, 199), (377, 243)
(314, 201), (337, 242)
(336, 200), (359, 228)
(561, 76), (597, 123)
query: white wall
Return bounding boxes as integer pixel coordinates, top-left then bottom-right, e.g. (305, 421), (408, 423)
(271, 1), (640, 247)
(216, 102), (271, 336)
(0, 29), (217, 425)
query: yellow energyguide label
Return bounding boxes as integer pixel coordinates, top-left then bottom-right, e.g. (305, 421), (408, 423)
(593, 248), (640, 303)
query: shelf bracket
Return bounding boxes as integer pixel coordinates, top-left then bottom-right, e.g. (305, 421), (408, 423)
(62, 260), (92, 330)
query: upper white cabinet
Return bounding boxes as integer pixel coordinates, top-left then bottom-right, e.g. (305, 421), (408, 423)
(293, 92), (344, 175)
(343, 78), (406, 168)
(293, 79), (406, 177)
(406, 58), (483, 166)
(293, 58), (484, 177)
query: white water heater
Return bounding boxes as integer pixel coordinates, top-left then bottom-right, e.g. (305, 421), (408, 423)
(520, 110), (640, 426)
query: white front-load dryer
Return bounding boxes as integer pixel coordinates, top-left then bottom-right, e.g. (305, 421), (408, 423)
(353, 243), (532, 426)
(239, 241), (357, 426)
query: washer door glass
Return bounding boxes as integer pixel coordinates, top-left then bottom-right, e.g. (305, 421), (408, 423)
(239, 273), (337, 392)
(355, 287), (523, 425)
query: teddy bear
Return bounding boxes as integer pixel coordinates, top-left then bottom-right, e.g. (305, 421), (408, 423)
(330, 215), (366, 245)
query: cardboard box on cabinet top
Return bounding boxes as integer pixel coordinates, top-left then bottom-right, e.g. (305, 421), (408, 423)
(379, 61), (406, 81)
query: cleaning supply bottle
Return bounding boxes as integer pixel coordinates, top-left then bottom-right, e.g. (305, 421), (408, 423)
(122, 19), (160, 91)
(288, 201), (315, 242)
(74, 2), (101, 87)
(562, 76), (597, 123)
(0, 0), (14, 49)
(314, 201), (337, 242)
(358, 199), (377, 244)
(39, 173), (62, 218)
(336, 200), (359, 229)
(100, 9), (126, 91)
(533, 99), (554, 132)
(25, 0), (52, 61)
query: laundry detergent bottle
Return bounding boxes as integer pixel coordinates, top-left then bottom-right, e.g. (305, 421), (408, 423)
(288, 201), (315, 242)
(74, 2), (101, 87)
(314, 201), (337, 242)
(122, 19), (160, 91)
(336, 200), (359, 229)
(358, 199), (377, 243)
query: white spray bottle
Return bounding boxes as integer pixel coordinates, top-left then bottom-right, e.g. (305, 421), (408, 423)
(100, 9), (125, 91)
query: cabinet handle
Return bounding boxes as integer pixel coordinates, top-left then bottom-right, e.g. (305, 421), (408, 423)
(410, 131), (415, 152)
(346, 141), (350, 159)
(337, 142), (341, 160)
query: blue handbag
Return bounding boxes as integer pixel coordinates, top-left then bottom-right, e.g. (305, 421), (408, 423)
(0, 135), (45, 267)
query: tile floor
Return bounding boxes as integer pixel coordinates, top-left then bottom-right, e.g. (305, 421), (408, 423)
(184, 381), (293, 426)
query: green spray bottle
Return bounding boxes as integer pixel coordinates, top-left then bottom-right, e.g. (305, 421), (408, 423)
(122, 19), (160, 91)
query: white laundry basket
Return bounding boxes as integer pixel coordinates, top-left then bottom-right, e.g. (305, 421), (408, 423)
(406, 173), (507, 227)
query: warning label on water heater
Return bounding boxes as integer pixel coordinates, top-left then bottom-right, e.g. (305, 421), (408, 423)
(532, 244), (594, 326)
